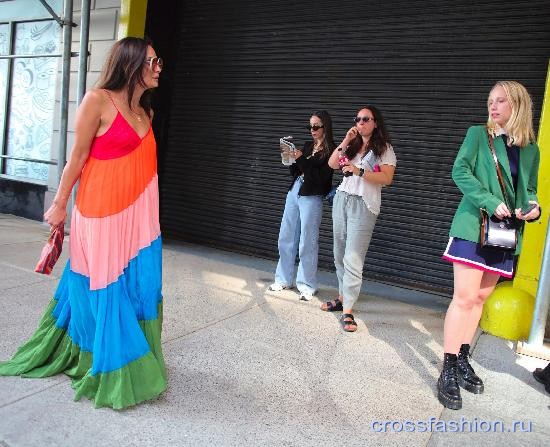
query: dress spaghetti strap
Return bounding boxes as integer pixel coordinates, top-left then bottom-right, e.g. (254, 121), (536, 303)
(103, 89), (120, 112)
(102, 89), (151, 123)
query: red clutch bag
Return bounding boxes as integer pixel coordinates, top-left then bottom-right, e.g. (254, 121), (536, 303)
(35, 224), (65, 275)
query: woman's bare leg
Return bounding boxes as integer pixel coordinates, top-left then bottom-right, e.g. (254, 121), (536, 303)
(443, 263), (498, 354)
(460, 270), (500, 345)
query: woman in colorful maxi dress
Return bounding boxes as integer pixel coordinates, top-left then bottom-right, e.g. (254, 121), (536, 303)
(0, 37), (166, 409)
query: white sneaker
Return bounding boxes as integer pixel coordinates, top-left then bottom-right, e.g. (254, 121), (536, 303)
(268, 283), (288, 292)
(299, 292), (314, 301)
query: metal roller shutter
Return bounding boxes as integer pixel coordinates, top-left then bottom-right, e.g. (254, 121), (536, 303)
(158, 0), (550, 296)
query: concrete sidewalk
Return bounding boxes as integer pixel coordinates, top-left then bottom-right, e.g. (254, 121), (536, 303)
(0, 214), (548, 447)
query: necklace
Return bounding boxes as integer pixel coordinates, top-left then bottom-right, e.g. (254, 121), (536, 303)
(129, 108), (145, 122)
(122, 94), (144, 122)
(307, 143), (323, 159)
(113, 92), (145, 122)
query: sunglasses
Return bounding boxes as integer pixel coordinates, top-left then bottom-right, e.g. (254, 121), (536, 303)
(145, 57), (164, 70)
(354, 116), (374, 123)
(306, 125), (324, 131)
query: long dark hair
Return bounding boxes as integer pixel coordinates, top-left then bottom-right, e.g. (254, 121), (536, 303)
(312, 110), (336, 158)
(97, 37), (153, 117)
(345, 105), (391, 160)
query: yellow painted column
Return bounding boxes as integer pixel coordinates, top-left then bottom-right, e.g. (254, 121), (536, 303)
(118, 0), (148, 39)
(515, 67), (550, 296)
(480, 64), (550, 340)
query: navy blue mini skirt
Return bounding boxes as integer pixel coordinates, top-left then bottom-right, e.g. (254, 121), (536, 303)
(442, 237), (514, 278)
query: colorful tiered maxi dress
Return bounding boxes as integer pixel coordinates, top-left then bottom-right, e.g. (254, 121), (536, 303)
(0, 108), (166, 410)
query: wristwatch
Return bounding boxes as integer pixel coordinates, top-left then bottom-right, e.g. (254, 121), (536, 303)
(357, 168), (365, 177)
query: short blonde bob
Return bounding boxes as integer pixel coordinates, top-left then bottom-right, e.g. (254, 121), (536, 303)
(487, 80), (535, 148)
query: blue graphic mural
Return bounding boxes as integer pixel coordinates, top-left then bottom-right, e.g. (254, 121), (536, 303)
(5, 20), (60, 181)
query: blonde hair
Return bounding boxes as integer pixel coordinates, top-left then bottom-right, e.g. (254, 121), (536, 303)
(487, 80), (535, 148)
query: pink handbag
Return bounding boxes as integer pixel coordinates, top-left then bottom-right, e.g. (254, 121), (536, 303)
(35, 224), (65, 275)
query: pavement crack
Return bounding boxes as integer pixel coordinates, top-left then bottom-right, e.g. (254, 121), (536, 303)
(0, 240), (45, 246)
(161, 301), (267, 345)
(0, 261), (62, 281)
(0, 379), (68, 409)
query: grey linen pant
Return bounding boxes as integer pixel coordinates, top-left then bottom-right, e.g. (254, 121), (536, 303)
(332, 190), (377, 310)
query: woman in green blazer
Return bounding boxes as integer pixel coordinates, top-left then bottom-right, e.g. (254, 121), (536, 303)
(438, 81), (541, 410)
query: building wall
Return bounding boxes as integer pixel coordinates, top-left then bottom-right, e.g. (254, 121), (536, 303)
(0, 0), (63, 20)
(0, 0), (65, 215)
(0, 0), (124, 219)
(46, 0), (123, 214)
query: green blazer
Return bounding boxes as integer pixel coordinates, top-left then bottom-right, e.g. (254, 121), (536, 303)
(449, 125), (540, 255)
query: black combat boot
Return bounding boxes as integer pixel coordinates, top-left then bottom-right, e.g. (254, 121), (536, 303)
(533, 363), (550, 394)
(457, 343), (484, 394)
(437, 353), (462, 410)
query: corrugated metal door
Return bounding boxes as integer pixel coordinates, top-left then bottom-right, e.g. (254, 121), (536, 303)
(158, 0), (550, 296)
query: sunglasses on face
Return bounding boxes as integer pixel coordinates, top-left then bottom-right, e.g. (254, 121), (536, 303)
(145, 57), (164, 70)
(306, 124), (324, 131)
(354, 116), (374, 124)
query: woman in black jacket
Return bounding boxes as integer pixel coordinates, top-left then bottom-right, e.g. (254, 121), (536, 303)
(269, 111), (335, 301)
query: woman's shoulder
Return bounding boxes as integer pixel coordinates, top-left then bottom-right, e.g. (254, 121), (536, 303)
(520, 141), (539, 158)
(81, 89), (110, 110)
(522, 139), (539, 151)
(379, 143), (397, 164)
(466, 124), (487, 136)
(458, 125), (488, 146)
(77, 89), (120, 125)
(86, 88), (109, 101)
(466, 124), (487, 135)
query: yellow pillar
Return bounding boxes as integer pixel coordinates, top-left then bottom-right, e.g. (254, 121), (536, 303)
(118, 0), (148, 39)
(515, 67), (550, 295)
(481, 64), (550, 340)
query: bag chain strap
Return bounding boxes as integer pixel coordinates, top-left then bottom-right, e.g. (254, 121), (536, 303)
(486, 131), (513, 214)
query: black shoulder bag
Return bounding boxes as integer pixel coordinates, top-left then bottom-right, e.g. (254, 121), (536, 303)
(479, 133), (517, 251)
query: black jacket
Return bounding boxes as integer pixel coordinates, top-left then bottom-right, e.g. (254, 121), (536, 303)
(289, 141), (334, 196)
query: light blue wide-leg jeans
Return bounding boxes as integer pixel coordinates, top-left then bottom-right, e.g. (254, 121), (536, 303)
(275, 177), (323, 294)
(332, 191), (377, 310)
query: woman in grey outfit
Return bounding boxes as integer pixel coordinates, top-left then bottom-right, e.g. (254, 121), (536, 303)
(321, 105), (396, 332)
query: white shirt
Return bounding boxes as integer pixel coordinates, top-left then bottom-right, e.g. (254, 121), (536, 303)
(337, 144), (397, 215)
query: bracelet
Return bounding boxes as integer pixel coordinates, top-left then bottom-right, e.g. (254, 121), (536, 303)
(357, 168), (365, 177)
